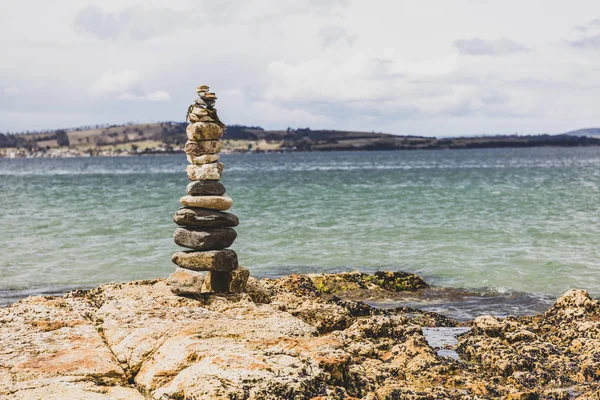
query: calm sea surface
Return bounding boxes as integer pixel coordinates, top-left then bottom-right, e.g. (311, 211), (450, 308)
(1, 148), (599, 318)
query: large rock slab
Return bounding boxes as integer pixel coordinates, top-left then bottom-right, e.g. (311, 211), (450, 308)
(184, 139), (223, 156)
(173, 207), (238, 228)
(180, 195), (233, 211)
(0, 296), (143, 399)
(186, 122), (224, 141)
(171, 249), (238, 272)
(5, 273), (600, 399)
(85, 281), (327, 399)
(173, 227), (237, 250)
(186, 180), (226, 196)
(186, 163), (224, 181)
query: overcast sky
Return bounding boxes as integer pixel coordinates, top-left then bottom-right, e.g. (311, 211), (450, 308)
(1, 0), (599, 136)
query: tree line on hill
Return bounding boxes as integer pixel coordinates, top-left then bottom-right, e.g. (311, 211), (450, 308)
(3, 123), (600, 151)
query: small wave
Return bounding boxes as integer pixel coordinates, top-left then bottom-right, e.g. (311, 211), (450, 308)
(362, 286), (556, 321)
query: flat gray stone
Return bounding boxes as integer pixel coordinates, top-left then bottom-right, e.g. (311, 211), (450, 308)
(179, 195), (232, 211)
(173, 227), (237, 251)
(186, 180), (226, 196)
(171, 249), (238, 272)
(174, 207), (239, 228)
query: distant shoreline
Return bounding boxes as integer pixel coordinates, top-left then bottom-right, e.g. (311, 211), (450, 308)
(3, 141), (600, 159)
(3, 122), (600, 159)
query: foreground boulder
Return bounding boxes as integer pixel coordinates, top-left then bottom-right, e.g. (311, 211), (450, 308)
(1, 272), (599, 399)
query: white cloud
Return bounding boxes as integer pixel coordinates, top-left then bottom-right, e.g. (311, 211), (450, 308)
(90, 70), (170, 101)
(73, 3), (195, 41)
(454, 38), (529, 56)
(219, 88), (331, 127)
(120, 90), (171, 102)
(3, 87), (20, 95)
(2, 0), (600, 135)
(570, 19), (600, 49)
(318, 26), (356, 47)
(141, 91), (171, 102)
(90, 70), (142, 96)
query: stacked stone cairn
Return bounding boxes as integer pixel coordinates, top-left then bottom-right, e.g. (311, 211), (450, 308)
(168, 85), (249, 296)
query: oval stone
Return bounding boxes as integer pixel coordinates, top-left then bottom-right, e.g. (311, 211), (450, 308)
(186, 163), (224, 181)
(180, 195), (233, 211)
(184, 140), (223, 156)
(186, 122), (224, 141)
(173, 207), (239, 228)
(173, 227), (237, 250)
(186, 180), (226, 196)
(189, 114), (217, 124)
(187, 154), (220, 165)
(171, 249), (238, 272)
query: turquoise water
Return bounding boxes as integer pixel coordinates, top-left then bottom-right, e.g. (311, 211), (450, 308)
(1, 148), (599, 316)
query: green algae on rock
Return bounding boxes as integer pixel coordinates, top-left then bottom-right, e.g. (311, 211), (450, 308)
(309, 270), (429, 294)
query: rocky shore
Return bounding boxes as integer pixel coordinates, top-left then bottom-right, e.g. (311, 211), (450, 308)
(1, 271), (599, 399)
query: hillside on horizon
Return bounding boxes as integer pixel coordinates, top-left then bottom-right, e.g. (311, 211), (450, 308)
(564, 128), (600, 138)
(2, 123), (600, 155)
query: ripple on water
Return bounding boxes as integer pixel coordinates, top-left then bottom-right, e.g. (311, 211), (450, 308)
(1, 148), (600, 315)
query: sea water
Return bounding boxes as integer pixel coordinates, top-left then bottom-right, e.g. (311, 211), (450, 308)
(1, 148), (599, 318)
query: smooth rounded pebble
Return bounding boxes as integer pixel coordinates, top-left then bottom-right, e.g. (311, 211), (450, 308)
(186, 180), (226, 196)
(180, 195), (233, 211)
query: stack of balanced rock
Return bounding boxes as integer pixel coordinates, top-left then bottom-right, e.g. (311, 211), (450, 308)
(168, 85), (249, 295)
